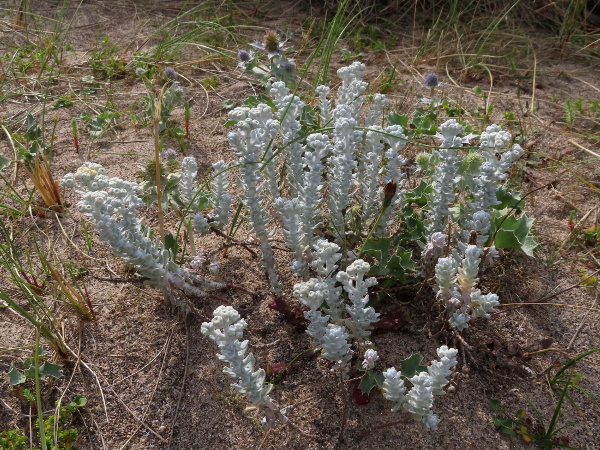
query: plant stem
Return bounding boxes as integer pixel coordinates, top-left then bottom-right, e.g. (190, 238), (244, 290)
(338, 368), (349, 443)
(153, 93), (166, 244)
(33, 329), (47, 450)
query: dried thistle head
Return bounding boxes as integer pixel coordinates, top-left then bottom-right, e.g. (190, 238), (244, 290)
(264, 30), (280, 53)
(382, 181), (397, 208)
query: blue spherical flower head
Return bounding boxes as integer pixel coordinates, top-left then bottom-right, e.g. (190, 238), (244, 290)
(238, 49), (252, 63)
(164, 67), (177, 80)
(283, 59), (296, 74)
(424, 73), (439, 88)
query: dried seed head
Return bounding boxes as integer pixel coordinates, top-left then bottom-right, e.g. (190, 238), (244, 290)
(382, 181), (397, 208)
(264, 30), (280, 53)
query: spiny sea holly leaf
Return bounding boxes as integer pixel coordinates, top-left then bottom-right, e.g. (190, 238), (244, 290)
(68, 395), (87, 408)
(164, 232), (179, 258)
(358, 369), (384, 395)
(362, 238), (414, 278)
(400, 354), (427, 379)
(38, 361), (63, 379)
(387, 112), (409, 129)
(0, 155), (10, 171)
(7, 366), (26, 386)
(491, 209), (538, 256)
(494, 187), (523, 211)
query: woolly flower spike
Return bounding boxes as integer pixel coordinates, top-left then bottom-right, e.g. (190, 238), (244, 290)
(470, 290), (500, 318)
(201, 306), (285, 429)
(428, 346), (458, 395)
(315, 85), (332, 124)
(435, 257), (457, 292)
(424, 73), (439, 88)
(405, 372), (435, 417)
(179, 157), (199, 207)
(209, 258), (221, 275)
(293, 278), (330, 311)
(383, 367), (407, 412)
(321, 325), (352, 369)
(189, 254), (206, 270)
(457, 245), (483, 302)
(209, 160), (232, 231)
(422, 413), (441, 431)
(362, 349), (379, 370)
(450, 311), (470, 331)
(337, 260), (379, 339)
(192, 212), (210, 236)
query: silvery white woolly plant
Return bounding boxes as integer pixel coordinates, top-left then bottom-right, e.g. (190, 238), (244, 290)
(224, 62), (409, 284)
(383, 346), (458, 430)
(293, 240), (379, 373)
(61, 162), (226, 313)
(423, 120), (523, 331)
(201, 306), (287, 429)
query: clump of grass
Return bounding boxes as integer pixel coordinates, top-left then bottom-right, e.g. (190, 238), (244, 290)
(22, 152), (64, 213)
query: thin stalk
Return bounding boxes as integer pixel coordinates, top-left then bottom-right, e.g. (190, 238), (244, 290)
(33, 330), (47, 450)
(153, 91), (166, 244)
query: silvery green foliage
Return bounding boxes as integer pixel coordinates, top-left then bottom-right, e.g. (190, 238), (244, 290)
(337, 259), (380, 339)
(458, 124), (524, 251)
(434, 245), (499, 331)
(201, 306), (286, 429)
(225, 62), (409, 284)
(209, 160), (232, 230)
(321, 325), (352, 370)
(293, 245), (379, 372)
(62, 163), (224, 311)
(227, 104), (281, 292)
(426, 119), (473, 236)
(382, 346), (457, 431)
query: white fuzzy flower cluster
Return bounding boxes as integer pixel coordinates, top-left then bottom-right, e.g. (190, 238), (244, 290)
(427, 119), (476, 236)
(224, 62), (410, 285)
(458, 124), (524, 251)
(62, 162), (224, 311)
(362, 348), (379, 370)
(293, 241), (379, 372)
(201, 306), (286, 429)
(178, 157), (233, 236)
(383, 346), (457, 430)
(435, 245), (500, 331)
(228, 104), (280, 292)
(337, 259), (380, 339)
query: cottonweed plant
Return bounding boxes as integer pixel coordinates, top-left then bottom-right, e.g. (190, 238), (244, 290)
(61, 162), (231, 313)
(202, 304), (458, 431)
(201, 306), (289, 430)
